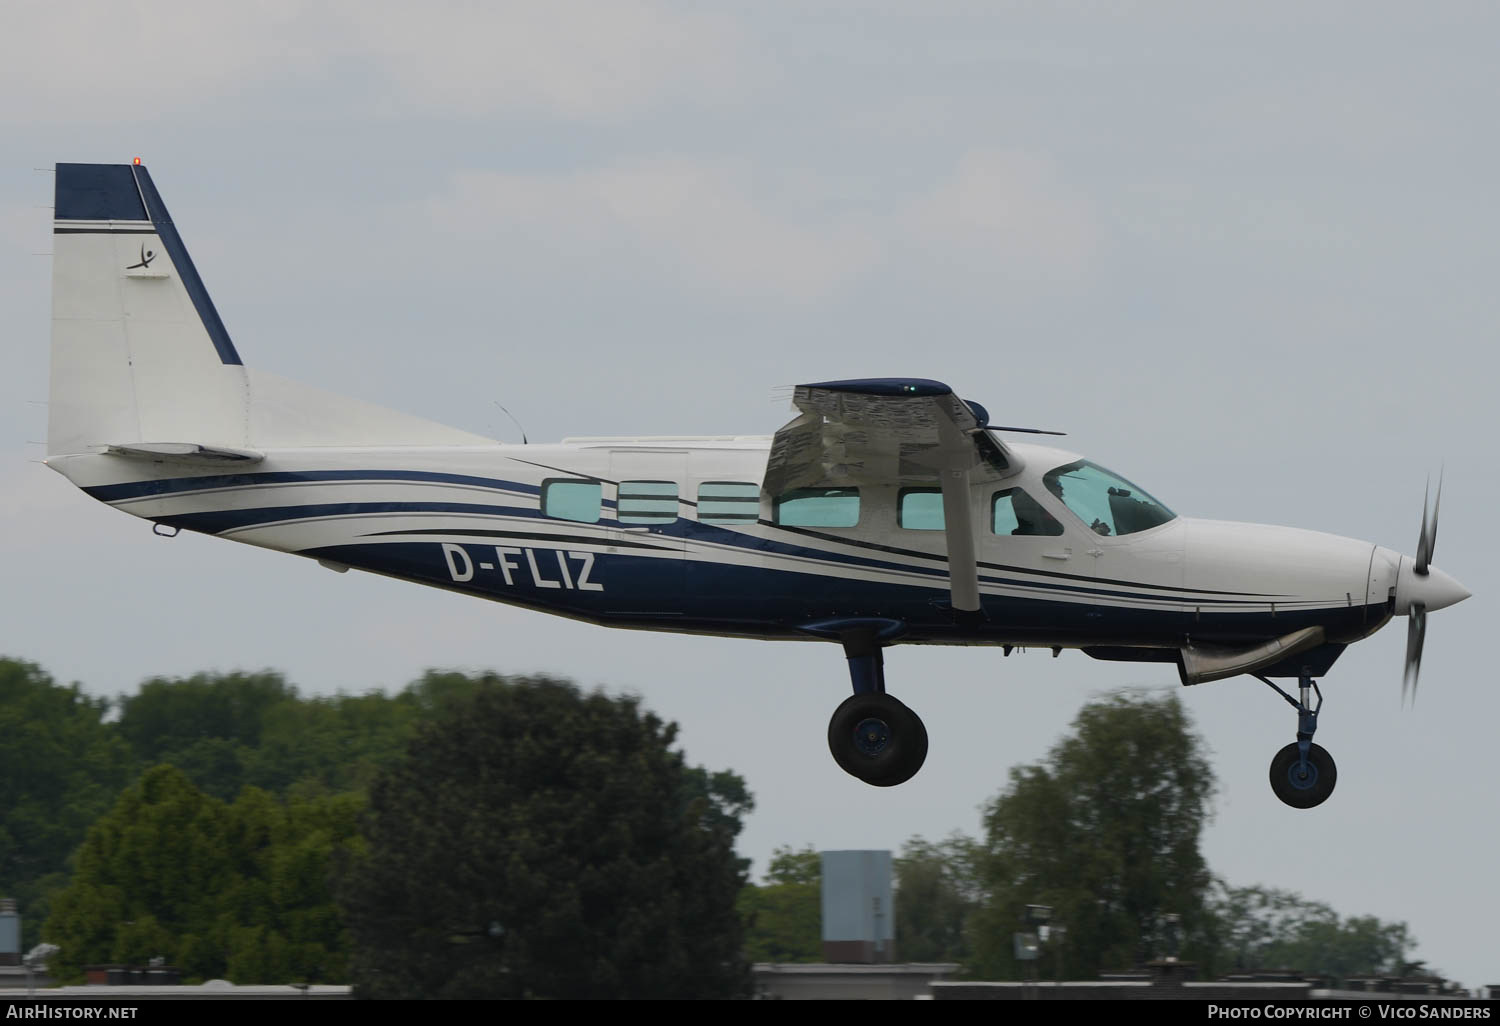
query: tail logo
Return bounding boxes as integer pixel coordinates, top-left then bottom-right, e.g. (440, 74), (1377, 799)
(125, 244), (157, 270)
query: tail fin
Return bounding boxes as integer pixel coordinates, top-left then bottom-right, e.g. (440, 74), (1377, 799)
(49, 162), (249, 457)
(49, 162), (491, 458)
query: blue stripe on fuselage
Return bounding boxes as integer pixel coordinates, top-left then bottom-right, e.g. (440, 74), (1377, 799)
(154, 500), (545, 535)
(83, 468), (542, 503)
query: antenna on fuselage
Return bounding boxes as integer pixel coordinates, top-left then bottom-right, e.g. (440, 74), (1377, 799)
(493, 402), (528, 445)
(989, 425), (1068, 436)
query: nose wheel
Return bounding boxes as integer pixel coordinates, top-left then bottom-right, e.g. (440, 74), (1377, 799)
(1269, 741), (1337, 808)
(1256, 674), (1337, 809)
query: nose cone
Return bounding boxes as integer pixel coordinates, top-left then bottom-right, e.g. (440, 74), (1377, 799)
(1394, 559), (1471, 614)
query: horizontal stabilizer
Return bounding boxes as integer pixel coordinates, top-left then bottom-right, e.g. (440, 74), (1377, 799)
(106, 442), (264, 465)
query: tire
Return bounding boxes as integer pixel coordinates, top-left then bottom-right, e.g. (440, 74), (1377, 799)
(1268, 741), (1337, 809)
(827, 693), (929, 787)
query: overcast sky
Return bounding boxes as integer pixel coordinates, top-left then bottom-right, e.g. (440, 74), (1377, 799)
(2, 1), (1496, 990)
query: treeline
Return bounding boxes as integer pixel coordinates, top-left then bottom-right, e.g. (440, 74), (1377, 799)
(740, 692), (1426, 985)
(741, 843), (1418, 983)
(1, 658), (481, 956)
(2, 658), (750, 993)
(1, 658), (1431, 992)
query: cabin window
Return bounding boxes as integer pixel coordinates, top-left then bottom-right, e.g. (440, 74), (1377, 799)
(698, 482), (760, 525)
(617, 480), (679, 524)
(992, 488), (1064, 536)
(774, 487), (860, 528)
(898, 488), (944, 531)
(542, 479), (602, 523)
(1042, 460), (1175, 537)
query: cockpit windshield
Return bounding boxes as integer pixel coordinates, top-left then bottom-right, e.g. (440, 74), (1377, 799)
(1042, 460), (1176, 537)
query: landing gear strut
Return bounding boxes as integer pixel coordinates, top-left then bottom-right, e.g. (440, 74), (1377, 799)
(1256, 674), (1338, 808)
(827, 633), (928, 787)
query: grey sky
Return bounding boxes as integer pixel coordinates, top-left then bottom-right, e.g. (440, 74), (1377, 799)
(3, 1), (1496, 988)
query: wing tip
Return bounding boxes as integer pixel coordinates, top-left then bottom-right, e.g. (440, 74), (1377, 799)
(799, 378), (953, 397)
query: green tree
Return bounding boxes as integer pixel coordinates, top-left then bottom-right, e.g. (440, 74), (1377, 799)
(46, 765), (234, 980)
(0, 658), (135, 949)
(242, 690), (421, 797)
(738, 845), (822, 963)
(113, 670), (428, 801)
(969, 690), (1216, 979)
(895, 834), (983, 964)
(682, 767), (755, 855)
(764, 845), (821, 886)
(117, 671), (297, 762)
(45, 765), (359, 983)
(339, 674), (751, 999)
(1209, 884), (1414, 983)
(114, 671), (299, 801)
(217, 786), (361, 983)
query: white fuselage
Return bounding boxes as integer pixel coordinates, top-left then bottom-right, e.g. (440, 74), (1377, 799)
(49, 436), (1458, 677)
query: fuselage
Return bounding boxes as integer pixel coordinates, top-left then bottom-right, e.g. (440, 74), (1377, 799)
(47, 435), (1422, 675)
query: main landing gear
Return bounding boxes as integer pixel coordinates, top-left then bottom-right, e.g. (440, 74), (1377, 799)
(827, 634), (928, 787)
(1256, 674), (1338, 809)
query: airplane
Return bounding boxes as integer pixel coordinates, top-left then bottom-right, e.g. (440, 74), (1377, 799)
(42, 161), (1470, 805)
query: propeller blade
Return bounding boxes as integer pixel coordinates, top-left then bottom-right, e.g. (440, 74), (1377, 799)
(1427, 473), (1441, 567)
(1415, 471), (1443, 575)
(1415, 480), (1431, 574)
(1402, 602), (1426, 706)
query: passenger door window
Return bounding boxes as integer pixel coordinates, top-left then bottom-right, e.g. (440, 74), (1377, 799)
(617, 481), (678, 524)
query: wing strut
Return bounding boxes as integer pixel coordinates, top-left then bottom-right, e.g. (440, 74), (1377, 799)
(937, 416), (981, 612)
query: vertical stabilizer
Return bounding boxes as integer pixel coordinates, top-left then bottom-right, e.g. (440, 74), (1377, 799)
(49, 162), (249, 457)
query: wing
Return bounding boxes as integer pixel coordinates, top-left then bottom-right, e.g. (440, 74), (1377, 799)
(763, 378), (1020, 612)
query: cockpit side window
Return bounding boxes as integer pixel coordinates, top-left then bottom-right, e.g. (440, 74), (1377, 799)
(1042, 460), (1175, 537)
(898, 488), (944, 531)
(993, 488), (1064, 536)
(775, 487), (860, 528)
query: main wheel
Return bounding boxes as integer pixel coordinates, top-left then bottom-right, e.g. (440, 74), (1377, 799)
(1269, 742), (1337, 809)
(828, 693), (929, 787)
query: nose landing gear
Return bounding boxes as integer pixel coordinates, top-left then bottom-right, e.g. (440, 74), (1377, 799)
(1256, 674), (1338, 808)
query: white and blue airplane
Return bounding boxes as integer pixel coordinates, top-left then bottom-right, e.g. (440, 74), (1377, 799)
(44, 161), (1470, 804)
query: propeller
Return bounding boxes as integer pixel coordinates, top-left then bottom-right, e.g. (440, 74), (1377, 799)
(1402, 472), (1443, 706)
(1402, 601), (1426, 707)
(1414, 475), (1441, 575)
